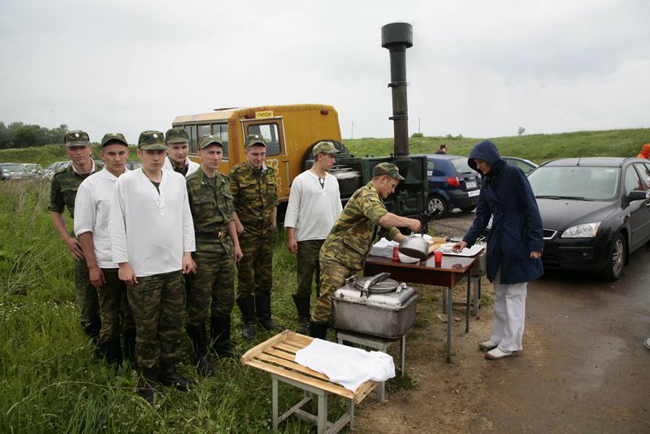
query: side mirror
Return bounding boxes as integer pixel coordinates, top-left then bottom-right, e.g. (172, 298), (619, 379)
(628, 190), (650, 202)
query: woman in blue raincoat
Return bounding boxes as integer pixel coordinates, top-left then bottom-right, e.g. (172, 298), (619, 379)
(453, 140), (543, 360)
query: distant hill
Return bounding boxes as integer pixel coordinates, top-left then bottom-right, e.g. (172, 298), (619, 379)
(1, 128), (648, 166)
(345, 128), (650, 164)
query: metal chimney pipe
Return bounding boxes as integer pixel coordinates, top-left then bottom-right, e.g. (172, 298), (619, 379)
(382, 22), (413, 157)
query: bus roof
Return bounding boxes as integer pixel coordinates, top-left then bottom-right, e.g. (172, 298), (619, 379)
(172, 104), (336, 124)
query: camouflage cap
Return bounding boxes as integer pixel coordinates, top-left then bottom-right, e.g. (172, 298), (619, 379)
(100, 133), (128, 147)
(313, 141), (339, 156)
(64, 130), (91, 147)
(138, 130), (167, 150)
(245, 134), (267, 148)
(199, 135), (223, 149)
(373, 162), (405, 181)
(165, 128), (189, 145)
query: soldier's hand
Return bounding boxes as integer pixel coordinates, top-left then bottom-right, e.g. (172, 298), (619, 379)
(118, 263), (138, 285)
(287, 238), (298, 254)
(408, 218), (422, 233)
(66, 237), (84, 261)
(182, 254), (197, 275)
(234, 246), (243, 262)
(89, 266), (106, 288)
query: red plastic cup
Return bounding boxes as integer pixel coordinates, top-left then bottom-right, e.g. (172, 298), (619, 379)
(434, 250), (443, 266)
(392, 246), (400, 262)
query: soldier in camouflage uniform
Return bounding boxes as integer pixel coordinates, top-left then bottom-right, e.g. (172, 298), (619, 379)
(230, 134), (281, 340)
(75, 133), (135, 365)
(309, 163), (422, 339)
(109, 130), (196, 403)
(49, 130), (101, 343)
(186, 135), (243, 376)
(163, 128), (200, 177)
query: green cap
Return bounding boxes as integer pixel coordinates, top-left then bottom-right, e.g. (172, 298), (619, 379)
(373, 162), (404, 181)
(138, 130), (167, 150)
(199, 135), (223, 149)
(100, 133), (128, 147)
(245, 134), (266, 148)
(64, 130), (91, 147)
(165, 128), (189, 145)
(313, 141), (339, 156)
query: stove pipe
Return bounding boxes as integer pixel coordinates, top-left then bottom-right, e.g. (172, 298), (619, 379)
(382, 22), (413, 157)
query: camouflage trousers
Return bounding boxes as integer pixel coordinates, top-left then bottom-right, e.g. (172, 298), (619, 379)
(311, 260), (357, 324)
(74, 258), (100, 332)
(187, 249), (235, 325)
(295, 240), (324, 300)
(127, 270), (184, 369)
(97, 268), (135, 345)
(236, 228), (273, 300)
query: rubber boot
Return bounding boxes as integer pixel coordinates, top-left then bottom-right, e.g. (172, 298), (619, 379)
(210, 315), (235, 358)
(123, 329), (136, 366)
(105, 336), (123, 366)
(139, 367), (158, 404)
(292, 295), (310, 335)
(186, 323), (214, 377)
(157, 361), (190, 391)
(236, 296), (257, 340)
(255, 293), (281, 331)
(309, 321), (329, 340)
(82, 317), (101, 345)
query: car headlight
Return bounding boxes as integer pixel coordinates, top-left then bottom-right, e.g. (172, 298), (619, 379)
(561, 222), (601, 238)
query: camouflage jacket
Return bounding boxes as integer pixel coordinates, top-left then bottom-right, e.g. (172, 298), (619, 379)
(186, 169), (234, 252)
(49, 162), (97, 218)
(320, 181), (400, 270)
(230, 161), (278, 232)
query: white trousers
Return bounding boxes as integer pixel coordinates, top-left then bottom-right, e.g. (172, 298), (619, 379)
(490, 269), (528, 352)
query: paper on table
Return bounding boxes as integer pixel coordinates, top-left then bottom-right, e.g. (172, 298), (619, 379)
(436, 243), (484, 257)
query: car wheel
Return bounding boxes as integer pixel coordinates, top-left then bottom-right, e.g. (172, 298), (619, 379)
(460, 205), (476, 213)
(600, 232), (626, 281)
(428, 195), (449, 219)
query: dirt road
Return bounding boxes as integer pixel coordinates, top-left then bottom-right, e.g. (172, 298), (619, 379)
(357, 210), (650, 433)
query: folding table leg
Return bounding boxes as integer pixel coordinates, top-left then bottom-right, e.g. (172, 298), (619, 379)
(272, 376), (279, 430)
(465, 276), (471, 333)
(446, 286), (453, 363)
(400, 335), (406, 373)
(317, 393), (328, 434)
(349, 400), (355, 430)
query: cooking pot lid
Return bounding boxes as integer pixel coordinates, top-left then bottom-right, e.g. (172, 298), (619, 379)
(354, 275), (399, 293)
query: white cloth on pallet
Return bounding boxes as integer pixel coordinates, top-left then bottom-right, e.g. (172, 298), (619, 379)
(295, 338), (395, 391)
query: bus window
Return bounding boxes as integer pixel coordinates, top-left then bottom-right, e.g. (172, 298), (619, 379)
(211, 124), (229, 159)
(184, 125), (197, 153)
(246, 123), (281, 156)
(198, 125), (210, 142)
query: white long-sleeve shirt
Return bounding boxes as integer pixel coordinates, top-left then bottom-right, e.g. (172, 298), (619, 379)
(163, 156), (200, 177)
(109, 168), (195, 277)
(74, 167), (127, 269)
(284, 170), (342, 242)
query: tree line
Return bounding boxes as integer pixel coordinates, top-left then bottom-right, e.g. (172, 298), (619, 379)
(0, 122), (69, 150)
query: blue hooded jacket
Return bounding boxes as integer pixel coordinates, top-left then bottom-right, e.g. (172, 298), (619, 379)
(463, 140), (544, 284)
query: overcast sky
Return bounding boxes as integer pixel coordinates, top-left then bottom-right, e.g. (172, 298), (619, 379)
(0, 0), (648, 144)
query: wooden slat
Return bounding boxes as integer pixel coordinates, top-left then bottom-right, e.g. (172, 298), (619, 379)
(241, 330), (290, 363)
(285, 333), (314, 347)
(274, 343), (300, 354)
(256, 352), (330, 381)
(352, 380), (377, 404)
(244, 359), (354, 399)
(265, 348), (296, 362)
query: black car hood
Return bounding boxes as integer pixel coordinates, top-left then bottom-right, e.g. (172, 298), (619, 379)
(536, 198), (618, 230)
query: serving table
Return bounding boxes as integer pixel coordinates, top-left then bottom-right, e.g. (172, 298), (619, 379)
(363, 253), (477, 363)
(241, 330), (377, 434)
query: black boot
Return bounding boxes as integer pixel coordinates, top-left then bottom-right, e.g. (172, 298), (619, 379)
(139, 367), (158, 404)
(236, 296), (257, 340)
(105, 336), (123, 366)
(255, 293), (281, 331)
(82, 317), (101, 344)
(123, 329), (136, 366)
(292, 295), (310, 335)
(157, 361), (190, 391)
(186, 323), (214, 377)
(309, 321), (329, 340)
(210, 315), (235, 358)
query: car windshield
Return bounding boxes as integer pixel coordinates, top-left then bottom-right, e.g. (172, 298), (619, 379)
(2, 164), (24, 172)
(528, 166), (620, 201)
(450, 157), (474, 174)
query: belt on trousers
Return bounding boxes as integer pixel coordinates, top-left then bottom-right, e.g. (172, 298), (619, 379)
(195, 230), (228, 240)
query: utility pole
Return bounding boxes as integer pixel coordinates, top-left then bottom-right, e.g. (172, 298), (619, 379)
(351, 121), (354, 140)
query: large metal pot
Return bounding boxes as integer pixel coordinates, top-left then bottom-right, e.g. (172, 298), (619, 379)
(332, 273), (419, 339)
(398, 233), (429, 259)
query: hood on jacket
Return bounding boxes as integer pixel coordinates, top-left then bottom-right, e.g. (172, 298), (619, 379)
(638, 143), (650, 159)
(468, 140), (506, 175)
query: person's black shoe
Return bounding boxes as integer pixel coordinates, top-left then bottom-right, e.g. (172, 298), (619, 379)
(138, 367), (158, 404)
(186, 323), (214, 377)
(158, 361), (190, 391)
(82, 317), (101, 345)
(309, 321), (329, 340)
(123, 329), (136, 365)
(105, 337), (123, 366)
(210, 316), (235, 358)
(292, 295), (310, 335)
(237, 296), (257, 340)
(196, 355), (214, 377)
(255, 293), (282, 331)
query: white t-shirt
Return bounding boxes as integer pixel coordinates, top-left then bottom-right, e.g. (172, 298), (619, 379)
(109, 168), (195, 277)
(284, 170), (342, 242)
(163, 156), (200, 177)
(74, 167), (127, 269)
